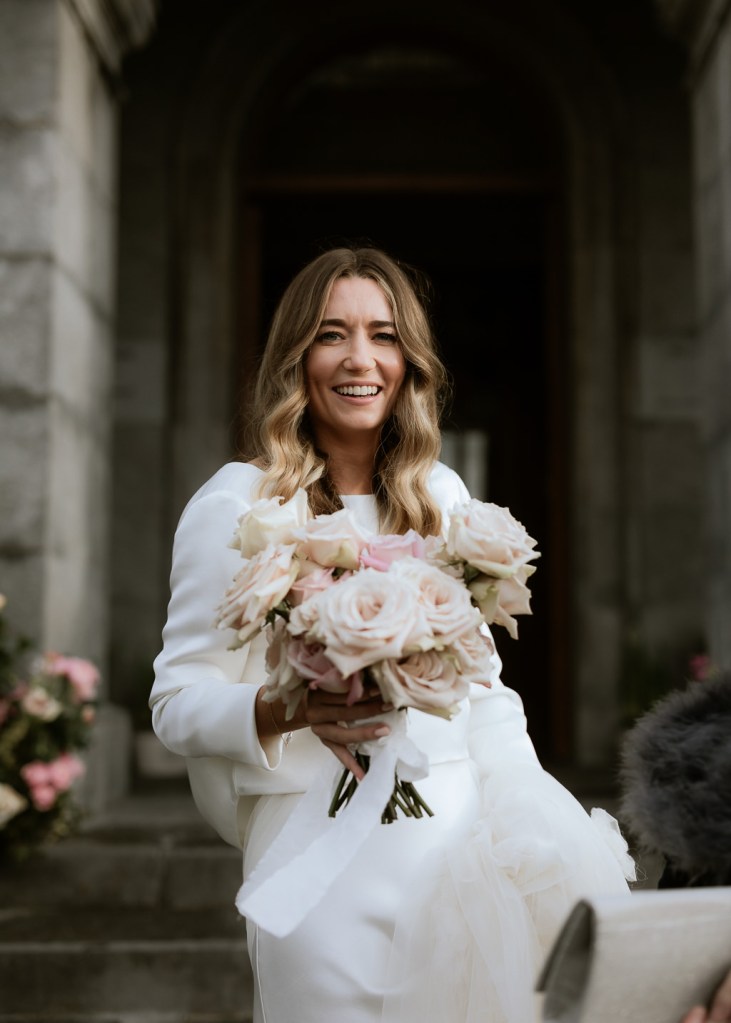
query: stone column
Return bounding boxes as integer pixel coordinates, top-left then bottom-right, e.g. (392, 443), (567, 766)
(0, 0), (156, 805)
(656, 0), (731, 670)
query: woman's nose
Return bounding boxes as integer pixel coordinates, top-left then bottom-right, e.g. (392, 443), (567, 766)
(343, 332), (376, 371)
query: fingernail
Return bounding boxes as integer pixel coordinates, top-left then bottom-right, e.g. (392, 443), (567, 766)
(374, 725), (390, 737)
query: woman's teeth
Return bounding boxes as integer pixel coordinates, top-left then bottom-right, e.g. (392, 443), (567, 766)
(334, 385), (380, 396)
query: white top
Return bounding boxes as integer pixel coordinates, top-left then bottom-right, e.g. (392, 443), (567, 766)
(150, 460), (481, 844)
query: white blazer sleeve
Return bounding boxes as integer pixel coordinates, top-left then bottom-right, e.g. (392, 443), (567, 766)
(150, 487), (279, 771)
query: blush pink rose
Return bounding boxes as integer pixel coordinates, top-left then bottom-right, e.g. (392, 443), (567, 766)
(286, 638), (364, 704)
(450, 629), (496, 687)
(215, 543), (298, 647)
(360, 531), (426, 572)
(372, 650), (469, 719)
(288, 565), (337, 606)
(297, 568), (432, 678)
(293, 508), (369, 570)
(391, 557), (482, 647)
(263, 619), (302, 719)
(45, 654), (100, 702)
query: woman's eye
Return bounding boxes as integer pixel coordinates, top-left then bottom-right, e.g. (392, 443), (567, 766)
(374, 332), (398, 344)
(315, 331), (342, 343)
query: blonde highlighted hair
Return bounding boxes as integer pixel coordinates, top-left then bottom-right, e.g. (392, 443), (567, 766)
(246, 247), (449, 535)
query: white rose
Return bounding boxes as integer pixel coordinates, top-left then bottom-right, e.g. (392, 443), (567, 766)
(300, 568), (433, 677)
(0, 783), (28, 827)
(293, 508), (370, 570)
(215, 543), (298, 648)
(371, 650), (469, 719)
(446, 499), (539, 579)
(21, 686), (63, 722)
(229, 490), (309, 558)
(391, 557), (482, 646)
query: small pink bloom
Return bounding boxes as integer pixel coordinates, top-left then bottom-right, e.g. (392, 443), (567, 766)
(360, 531), (426, 572)
(29, 783), (57, 811)
(21, 761), (51, 788)
(81, 705), (96, 724)
(46, 654), (100, 702)
(46, 753), (85, 791)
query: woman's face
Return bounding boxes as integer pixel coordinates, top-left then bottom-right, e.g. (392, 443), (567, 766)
(305, 276), (406, 449)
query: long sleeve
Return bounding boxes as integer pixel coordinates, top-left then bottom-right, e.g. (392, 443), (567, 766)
(151, 486), (280, 769)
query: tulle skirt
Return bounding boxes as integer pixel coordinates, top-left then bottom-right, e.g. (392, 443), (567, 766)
(242, 756), (633, 1023)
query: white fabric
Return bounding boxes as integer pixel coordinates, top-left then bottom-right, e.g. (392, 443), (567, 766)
(151, 461), (634, 1023)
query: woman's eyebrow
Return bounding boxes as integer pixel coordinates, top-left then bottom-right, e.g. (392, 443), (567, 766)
(318, 318), (396, 329)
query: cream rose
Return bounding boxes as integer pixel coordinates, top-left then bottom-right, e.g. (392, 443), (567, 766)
(215, 543), (298, 648)
(446, 499), (540, 579)
(263, 618), (304, 719)
(229, 490), (309, 558)
(0, 783), (27, 827)
(391, 557), (483, 646)
(298, 568), (432, 677)
(293, 508), (370, 570)
(450, 628), (496, 686)
(21, 686), (63, 722)
(371, 650), (469, 719)
(491, 565), (536, 639)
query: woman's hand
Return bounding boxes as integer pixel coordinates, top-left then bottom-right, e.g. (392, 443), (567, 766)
(255, 685), (393, 778)
(304, 686), (393, 778)
(682, 968), (731, 1023)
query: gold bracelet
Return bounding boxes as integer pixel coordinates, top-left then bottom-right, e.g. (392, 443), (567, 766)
(268, 699), (292, 746)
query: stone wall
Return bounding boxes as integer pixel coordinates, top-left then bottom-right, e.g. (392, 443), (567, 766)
(0, 0), (116, 664)
(692, 5), (731, 669)
(0, 0), (156, 806)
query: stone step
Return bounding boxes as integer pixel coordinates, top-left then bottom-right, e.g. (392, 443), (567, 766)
(0, 789), (243, 911)
(0, 907), (253, 1020)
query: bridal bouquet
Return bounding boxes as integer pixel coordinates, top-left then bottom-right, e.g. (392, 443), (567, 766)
(215, 491), (539, 821)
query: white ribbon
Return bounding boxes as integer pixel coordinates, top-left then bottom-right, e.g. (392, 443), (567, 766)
(236, 711), (429, 937)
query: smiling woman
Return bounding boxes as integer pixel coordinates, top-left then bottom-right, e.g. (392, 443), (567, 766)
(150, 245), (634, 1023)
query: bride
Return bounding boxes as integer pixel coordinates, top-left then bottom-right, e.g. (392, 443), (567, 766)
(150, 246), (634, 1023)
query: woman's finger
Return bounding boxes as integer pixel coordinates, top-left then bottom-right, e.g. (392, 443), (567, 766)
(306, 696), (386, 724)
(311, 720), (390, 748)
(320, 739), (365, 779)
(709, 968), (731, 1021)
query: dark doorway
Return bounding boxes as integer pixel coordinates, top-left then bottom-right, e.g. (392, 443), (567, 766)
(234, 42), (569, 760)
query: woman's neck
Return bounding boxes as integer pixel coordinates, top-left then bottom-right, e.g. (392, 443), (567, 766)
(319, 436), (376, 496)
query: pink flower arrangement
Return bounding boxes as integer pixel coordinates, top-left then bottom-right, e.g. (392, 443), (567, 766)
(0, 598), (100, 862)
(215, 493), (540, 822)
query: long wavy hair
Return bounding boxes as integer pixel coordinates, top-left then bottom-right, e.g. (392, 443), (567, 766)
(245, 247), (450, 535)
